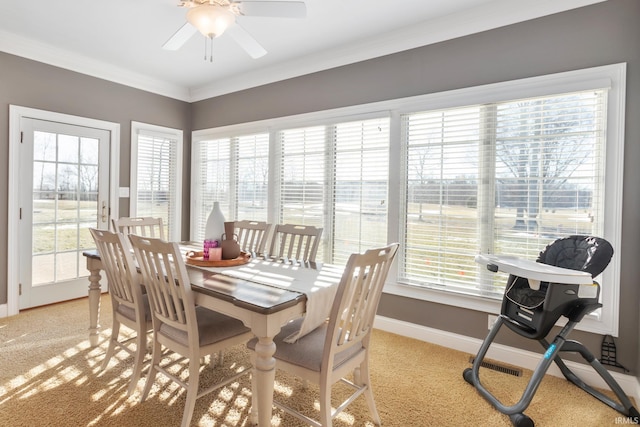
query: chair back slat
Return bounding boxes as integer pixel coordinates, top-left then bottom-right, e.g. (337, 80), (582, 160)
(234, 220), (272, 256)
(89, 228), (141, 310)
(269, 223), (323, 262)
(113, 217), (165, 240)
(325, 243), (399, 365)
(129, 234), (194, 334)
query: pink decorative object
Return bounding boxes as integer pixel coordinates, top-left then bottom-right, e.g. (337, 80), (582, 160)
(203, 239), (219, 260)
(209, 247), (222, 261)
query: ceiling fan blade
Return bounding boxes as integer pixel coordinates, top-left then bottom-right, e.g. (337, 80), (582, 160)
(226, 23), (267, 59)
(162, 22), (198, 50)
(235, 1), (306, 18)
(226, 22), (267, 59)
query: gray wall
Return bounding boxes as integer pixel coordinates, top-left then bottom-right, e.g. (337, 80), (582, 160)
(192, 0), (640, 374)
(0, 53), (192, 304)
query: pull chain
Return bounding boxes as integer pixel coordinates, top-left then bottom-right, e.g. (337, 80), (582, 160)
(204, 37), (214, 62)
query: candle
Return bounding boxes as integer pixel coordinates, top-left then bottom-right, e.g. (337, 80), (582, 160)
(203, 239), (217, 260)
(209, 247), (222, 261)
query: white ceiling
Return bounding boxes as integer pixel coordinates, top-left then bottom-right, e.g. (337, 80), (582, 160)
(0, 0), (604, 102)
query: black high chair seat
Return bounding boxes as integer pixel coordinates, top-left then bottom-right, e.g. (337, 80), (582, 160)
(463, 235), (638, 427)
(501, 236), (611, 340)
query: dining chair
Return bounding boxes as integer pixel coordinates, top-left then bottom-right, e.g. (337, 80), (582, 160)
(89, 228), (152, 396)
(112, 216), (165, 239)
(129, 234), (254, 427)
(247, 242), (399, 427)
(268, 223), (323, 263)
(234, 220), (273, 256)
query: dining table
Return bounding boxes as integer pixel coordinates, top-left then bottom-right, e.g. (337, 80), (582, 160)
(83, 242), (343, 427)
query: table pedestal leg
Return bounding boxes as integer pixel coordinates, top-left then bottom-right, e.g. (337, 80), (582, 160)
(86, 258), (102, 347)
(251, 337), (276, 426)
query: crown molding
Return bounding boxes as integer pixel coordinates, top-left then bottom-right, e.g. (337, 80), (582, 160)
(0, 29), (191, 101)
(190, 0), (606, 101)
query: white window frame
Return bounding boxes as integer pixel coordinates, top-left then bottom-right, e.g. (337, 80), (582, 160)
(190, 63), (626, 336)
(130, 121), (183, 241)
(387, 63), (625, 336)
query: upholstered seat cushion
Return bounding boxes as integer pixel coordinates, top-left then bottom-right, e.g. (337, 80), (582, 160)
(537, 235), (613, 276)
(247, 318), (363, 372)
(116, 294), (152, 323)
(159, 306), (251, 347)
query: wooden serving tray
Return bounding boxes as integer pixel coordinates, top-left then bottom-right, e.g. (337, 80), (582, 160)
(185, 251), (251, 267)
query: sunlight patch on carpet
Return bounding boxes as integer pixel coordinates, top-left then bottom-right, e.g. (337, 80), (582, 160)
(274, 379), (294, 397)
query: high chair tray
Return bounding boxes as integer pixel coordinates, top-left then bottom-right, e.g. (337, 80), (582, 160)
(475, 254), (593, 285)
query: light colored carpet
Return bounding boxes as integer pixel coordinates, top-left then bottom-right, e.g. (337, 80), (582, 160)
(0, 295), (633, 426)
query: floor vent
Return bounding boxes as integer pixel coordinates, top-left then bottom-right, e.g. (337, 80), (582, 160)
(469, 357), (523, 377)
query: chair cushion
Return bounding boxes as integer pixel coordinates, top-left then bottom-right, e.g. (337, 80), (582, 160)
(115, 294), (152, 323)
(159, 306), (250, 347)
(537, 235), (613, 276)
(506, 285), (546, 309)
(247, 318), (363, 372)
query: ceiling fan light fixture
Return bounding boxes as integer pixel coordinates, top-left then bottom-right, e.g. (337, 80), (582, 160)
(187, 5), (235, 38)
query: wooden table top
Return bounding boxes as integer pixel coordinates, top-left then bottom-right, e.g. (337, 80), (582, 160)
(186, 265), (306, 314)
(83, 248), (309, 315)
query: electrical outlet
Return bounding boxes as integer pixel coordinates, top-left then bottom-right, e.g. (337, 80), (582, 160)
(488, 314), (498, 330)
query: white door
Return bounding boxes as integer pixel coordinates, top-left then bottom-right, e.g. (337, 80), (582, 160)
(18, 118), (111, 309)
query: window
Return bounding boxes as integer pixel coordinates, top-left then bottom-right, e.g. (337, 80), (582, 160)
(237, 133), (270, 221)
(191, 63), (625, 335)
(130, 122), (182, 241)
(190, 133), (270, 242)
(191, 116), (390, 264)
(393, 64), (625, 336)
(401, 90), (607, 297)
(332, 119), (390, 263)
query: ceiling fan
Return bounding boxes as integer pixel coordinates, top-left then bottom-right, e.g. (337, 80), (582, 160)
(163, 0), (307, 60)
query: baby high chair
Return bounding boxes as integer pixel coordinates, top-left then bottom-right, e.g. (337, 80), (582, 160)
(463, 235), (638, 427)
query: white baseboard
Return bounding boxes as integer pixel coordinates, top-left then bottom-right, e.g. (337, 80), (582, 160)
(374, 315), (640, 405)
(0, 303), (7, 318)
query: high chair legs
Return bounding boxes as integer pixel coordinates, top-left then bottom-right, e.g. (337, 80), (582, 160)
(463, 315), (639, 427)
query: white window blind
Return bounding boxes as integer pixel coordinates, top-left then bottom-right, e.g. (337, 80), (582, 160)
(278, 118), (390, 264)
(191, 133), (270, 242)
(130, 122), (182, 241)
(332, 119), (390, 264)
(403, 107), (482, 293)
(401, 89), (608, 297)
(278, 125), (327, 259)
(279, 126), (326, 226)
(236, 133), (269, 221)
(192, 137), (231, 242)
